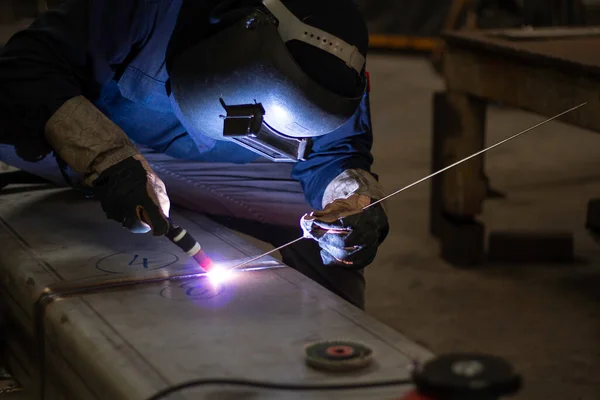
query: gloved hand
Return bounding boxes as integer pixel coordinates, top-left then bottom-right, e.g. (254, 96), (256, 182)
(301, 170), (389, 268)
(94, 155), (171, 235)
(43, 96), (170, 235)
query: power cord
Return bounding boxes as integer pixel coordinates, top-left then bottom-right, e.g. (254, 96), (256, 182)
(147, 377), (414, 400)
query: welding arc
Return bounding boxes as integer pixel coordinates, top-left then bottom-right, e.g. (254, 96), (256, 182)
(227, 102), (587, 272)
(146, 377), (414, 400)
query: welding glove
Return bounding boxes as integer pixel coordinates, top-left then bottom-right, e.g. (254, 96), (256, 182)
(93, 156), (170, 235)
(301, 169), (389, 268)
(44, 96), (171, 235)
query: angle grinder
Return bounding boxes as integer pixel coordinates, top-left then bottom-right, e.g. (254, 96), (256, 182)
(400, 353), (522, 400)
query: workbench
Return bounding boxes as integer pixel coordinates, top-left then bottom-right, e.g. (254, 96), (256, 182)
(0, 183), (433, 399)
(430, 27), (599, 266)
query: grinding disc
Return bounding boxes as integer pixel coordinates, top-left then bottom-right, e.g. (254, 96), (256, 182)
(304, 340), (373, 372)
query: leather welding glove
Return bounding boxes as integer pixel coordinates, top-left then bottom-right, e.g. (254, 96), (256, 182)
(301, 169), (389, 268)
(44, 96), (170, 235)
(93, 155), (170, 235)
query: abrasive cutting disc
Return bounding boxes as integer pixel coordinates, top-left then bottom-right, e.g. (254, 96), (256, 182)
(304, 340), (373, 372)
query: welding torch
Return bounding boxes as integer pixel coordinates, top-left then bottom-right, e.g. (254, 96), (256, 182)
(138, 207), (213, 270)
(165, 219), (213, 272)
(165, 220), (214, 272)
(137, 207), (214, 271)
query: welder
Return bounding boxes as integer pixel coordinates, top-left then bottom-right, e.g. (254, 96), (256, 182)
(0, 0), (389, 309)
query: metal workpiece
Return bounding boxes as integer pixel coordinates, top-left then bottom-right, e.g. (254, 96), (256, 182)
(0, 187), (433, 400)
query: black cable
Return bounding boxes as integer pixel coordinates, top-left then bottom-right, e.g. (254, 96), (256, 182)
(54, 154), (95, 198)
(147, 377), (414, 400)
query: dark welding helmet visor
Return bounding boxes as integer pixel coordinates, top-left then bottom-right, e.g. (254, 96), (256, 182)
(169, 0), (367, 162)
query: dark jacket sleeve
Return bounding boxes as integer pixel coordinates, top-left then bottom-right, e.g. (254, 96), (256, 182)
(291, 92), (375, 210)
(0, 0), (153, 162)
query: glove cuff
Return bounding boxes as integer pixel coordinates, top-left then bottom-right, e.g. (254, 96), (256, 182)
(322, 169), (386, 209)
(44, 96), (140, 186)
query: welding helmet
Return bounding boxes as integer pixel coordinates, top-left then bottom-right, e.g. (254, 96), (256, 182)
(169, 0), (368, 162)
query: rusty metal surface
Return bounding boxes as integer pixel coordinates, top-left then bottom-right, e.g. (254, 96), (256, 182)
(444, 28), (600, 77)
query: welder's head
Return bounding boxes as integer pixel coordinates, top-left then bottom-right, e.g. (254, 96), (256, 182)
(169, 0), (369, 162)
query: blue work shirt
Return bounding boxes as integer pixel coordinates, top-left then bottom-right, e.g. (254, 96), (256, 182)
(0, 0), (374, 209)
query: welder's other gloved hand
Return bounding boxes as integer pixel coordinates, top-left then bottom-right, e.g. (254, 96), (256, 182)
(301, 170), (389, 268)
(94, 155), (170, 235)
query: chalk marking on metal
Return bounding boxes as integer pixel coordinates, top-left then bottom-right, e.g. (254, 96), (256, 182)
(226, 103), (587, 272)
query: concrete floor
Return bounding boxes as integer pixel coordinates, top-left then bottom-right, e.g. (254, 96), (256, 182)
(2, 51), (600, 399)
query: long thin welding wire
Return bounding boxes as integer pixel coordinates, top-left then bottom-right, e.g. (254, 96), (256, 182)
(226, 102), (587, 272)
(366, 102), (587, 210)
(224, 237), (305, 271)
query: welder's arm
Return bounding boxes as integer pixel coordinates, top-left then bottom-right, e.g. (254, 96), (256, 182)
(0, 0), (170, 234)
(0, 0), (152, 161)
(45, 96), (171, 235)
(293, 93), (389, 268)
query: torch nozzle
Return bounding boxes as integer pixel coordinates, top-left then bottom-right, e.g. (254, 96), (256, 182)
(165, 221), (214, 272)
(192, 249), (214, 271)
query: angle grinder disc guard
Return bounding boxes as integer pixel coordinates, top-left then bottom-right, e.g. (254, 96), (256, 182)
(412, 353), (522, 398)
